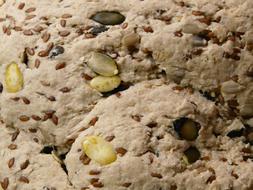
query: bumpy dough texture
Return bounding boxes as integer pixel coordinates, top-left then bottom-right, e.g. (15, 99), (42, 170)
(0, 0), (252, 189)
(0, 124), (73, 190)
(66, 80), (253, 190)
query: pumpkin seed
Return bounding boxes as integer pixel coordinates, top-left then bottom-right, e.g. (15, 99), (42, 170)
(5, 62), (24, 93)
(87, 52), (118, 77)
(90, 75), (121, 93)
(91, 11), (125, 25)
(173, 117), (200, 141)
(82, 136), (117, 165)
(183, 146), (201, 164)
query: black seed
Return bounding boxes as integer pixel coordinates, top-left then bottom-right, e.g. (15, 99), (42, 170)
(49, 46), (65, 58)
(0, 82), (3, 93)
(227, 128), (244, 138)
(91, 11), (125, 25)
(183, 146), (201, 164)
(102, 82), (133, 97)
(90, 25), (109, 36)
(40, 146), (57, 154)
(173, 117), (200, 141)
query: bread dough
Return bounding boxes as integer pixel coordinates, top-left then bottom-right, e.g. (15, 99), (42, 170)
(66, 80), (253, 190)
(0, 124), (73, 190)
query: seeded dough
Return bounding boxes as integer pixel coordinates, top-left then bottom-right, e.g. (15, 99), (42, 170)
(1, 0), (253, 147)
(0, 0), (253, 189)
(66, 80), (253, 190)
(0, 124), (73, 190)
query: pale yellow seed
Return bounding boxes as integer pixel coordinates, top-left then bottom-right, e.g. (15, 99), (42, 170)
(5, 62), (24, 93)
(87, 52), (118, 77)
(90, 75), (121, 93)
(82, 136), (117, 165)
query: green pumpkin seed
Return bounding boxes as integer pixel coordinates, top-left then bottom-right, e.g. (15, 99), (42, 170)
(87, 52), (118, 77)
(90, 75), (121, 93)
(173, 118), (200, 141)
(91, 11), (125, 25)
(183, 146), (201, 164)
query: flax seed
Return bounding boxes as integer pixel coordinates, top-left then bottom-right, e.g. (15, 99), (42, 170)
(47, 42), (54, 52)
(89, 117), (98, 126)
(85, 33), (95, 39)
(192, 10), (205, 16)
(105, 135), (115, 142)
(42, 32), (50, 42)
(143, 26), (153, 33)
(122, 183), (131, 187)
(81, 73), (93, 80)
(131, 115), (141, 122)
(25, 15), (36, 20)
(1, 177), (9, 190)
(43, 110), (56, 118)
(92, 182), (104, 188)
(14, 26), (22, 31)
(52, 114), (59, 125)
(8, 144), (17, 150)
(198, 17), (211, 25)
(48, 96), (56, 101)
(38, 50), (49, 57)
(33, 25), (43, 33)
(35, 59), (41, 68)
(55, 62), (66, 70)
(31, 115), (41, 121)
(121, 23), (128, 29)
(23, 29), (33, 36)
(151, 172), (163, 179)
(59, 30), (70, 37)
(115, 147), (127, 156)
(19, 176), (29, 183)
(25, 47), (35, 56)
(6, 28), (11, 36)
(25, 7), (36, 13)
(174, 31), (183, 37)
(18, 2), (25, 10)
(60, 19), (66, 27)
(8, 157), (15, 168)
(79, 153), (91, 165)
(62, 14), (72, 18)
(19, 115), (30, 122)
(11, 130), (20, 141)
(2, 25), (7, 33)
(146, 122), (158, 128)
(22, 97), (31, 104)
(59, 87), (71, 93)
(20, 159), (30, 170)
(89, 170), (101, 175)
